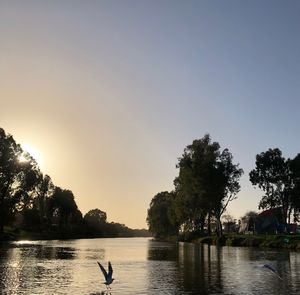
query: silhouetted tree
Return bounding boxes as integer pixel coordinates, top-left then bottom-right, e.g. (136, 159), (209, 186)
(174, 134), (243, 238)
(21, 208), (40, 230)
(240, 211), (258, 221)
(84, 208), (107, 235)
(249, 148), (293, 223)
(147, 191), (178, 239)
(0, 128), (41, 234)
(84, 208), (107, 224)
(222, 214), (234, 224)
(47, 187), (79, 231)
(210, 148), (243, 237)
(33, 174), (54, 229)
(174, 135), (220, 234)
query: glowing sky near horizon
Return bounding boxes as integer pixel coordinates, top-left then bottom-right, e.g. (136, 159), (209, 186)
(1, 0), (300, 228)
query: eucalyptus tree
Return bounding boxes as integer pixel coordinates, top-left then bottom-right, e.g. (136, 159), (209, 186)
(0, 128), (41, 234)
(174, 134), (220, 234)
(249, 148), (293, 223)
(174, 134), (243, 238)
(210, 148), (243, 237)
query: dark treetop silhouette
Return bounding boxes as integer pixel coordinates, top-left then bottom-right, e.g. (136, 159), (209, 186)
(0, 127), (149, 240)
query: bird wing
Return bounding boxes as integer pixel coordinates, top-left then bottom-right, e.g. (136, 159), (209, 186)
(263, 264), (283, 280)
(263, 264), (276, 273)
(97, 262), (108, 280)
(108, 261), (113, 277)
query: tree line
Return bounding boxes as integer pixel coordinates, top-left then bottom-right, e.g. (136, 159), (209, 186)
(147, 134), (300, 240)
(0, 128), (149, 240)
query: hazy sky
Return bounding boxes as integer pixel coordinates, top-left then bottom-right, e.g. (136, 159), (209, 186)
(1, 1), (300, 228)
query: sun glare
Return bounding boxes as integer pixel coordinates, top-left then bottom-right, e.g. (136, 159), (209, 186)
(21, 143), (44, 167)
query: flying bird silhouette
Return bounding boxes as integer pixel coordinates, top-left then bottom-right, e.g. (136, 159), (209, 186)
(97, 261), (114, 292)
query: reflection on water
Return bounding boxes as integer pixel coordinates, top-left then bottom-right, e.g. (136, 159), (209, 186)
(1, 238), (300, 294)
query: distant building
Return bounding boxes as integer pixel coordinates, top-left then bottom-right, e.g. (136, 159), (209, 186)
(239, 207), (296, 234)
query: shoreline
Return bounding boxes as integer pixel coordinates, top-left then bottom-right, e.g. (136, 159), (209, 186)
(191, 234), (300, 251)
(2, 231), (300, 252)
(0, 230), (151, 242)
(154, 234), (300, 251)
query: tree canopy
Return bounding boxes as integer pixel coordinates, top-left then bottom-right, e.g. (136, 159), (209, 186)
(249, 148), (300, 224)
(147, 134), (243, 239)
(0, 128), (41, 233)
(147, 191), (178, 239)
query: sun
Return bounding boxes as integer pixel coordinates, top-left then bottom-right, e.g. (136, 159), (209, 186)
(21, 143), (44, 167)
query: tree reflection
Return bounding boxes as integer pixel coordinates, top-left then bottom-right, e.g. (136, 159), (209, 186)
(177, 243), (223, 294)
(147, 240), (178, 261)
(147, 241), (224, 294)
(0, 243), (11, 293)
(35, 245), (77, 260)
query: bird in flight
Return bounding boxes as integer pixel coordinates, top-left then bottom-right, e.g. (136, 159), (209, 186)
(262, 264), (283, 280)
(97, 261), (114, 293)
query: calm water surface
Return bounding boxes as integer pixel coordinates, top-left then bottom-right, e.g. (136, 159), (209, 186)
(0, 237), (300, 294)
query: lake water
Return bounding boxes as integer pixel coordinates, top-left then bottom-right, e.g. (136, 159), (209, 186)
(0, 237), (300, 294)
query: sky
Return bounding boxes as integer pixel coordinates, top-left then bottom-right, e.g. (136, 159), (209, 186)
(1, 0), (300, 229)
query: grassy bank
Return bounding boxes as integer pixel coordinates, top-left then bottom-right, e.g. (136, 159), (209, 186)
(193, 234), (300, 250)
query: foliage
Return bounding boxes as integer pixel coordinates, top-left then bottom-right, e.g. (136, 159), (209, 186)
(84, 208), (107, 225)
(47, 187), (83, 231)
(34, 174), (55, 229)
(84, 208), (107, 235)
(0, 128), (41, 233)
(222, 214), (238, 233)
(174, 134), (220, 233)
(210, 148), (243, 237)
(290, 154), (300, 221)
(249, 148), (294, 223)
(0, 127), (149, 240)
(147, 134), (243, 239)
(241, 210), (258, 219)
(174, 134), (243, 238)
(147, 191), (178, 239)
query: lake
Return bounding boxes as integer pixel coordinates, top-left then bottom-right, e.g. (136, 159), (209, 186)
(0, 237), (299, 294)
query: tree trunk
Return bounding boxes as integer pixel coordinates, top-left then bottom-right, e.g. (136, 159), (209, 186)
(207, 212), (211, 236)
(287, 206), (292, 224)
(216, 217), (223, 238)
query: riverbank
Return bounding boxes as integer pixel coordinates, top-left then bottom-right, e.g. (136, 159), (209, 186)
(192, 234), (300, 250)
(0, 226), (151, 241)
(0, 230), (89, 241)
